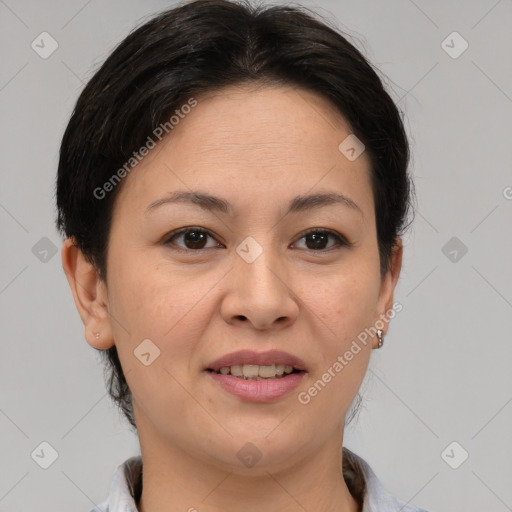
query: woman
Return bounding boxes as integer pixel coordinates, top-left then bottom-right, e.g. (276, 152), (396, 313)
(56, 1), (428, 510)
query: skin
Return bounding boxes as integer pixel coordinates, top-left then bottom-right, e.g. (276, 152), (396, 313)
(62, 83), (402, 512)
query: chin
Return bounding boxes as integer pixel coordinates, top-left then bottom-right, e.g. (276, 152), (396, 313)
(196, 430), (308, 474)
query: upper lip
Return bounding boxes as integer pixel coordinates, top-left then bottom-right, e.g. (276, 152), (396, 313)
(206, 350), (306, 372)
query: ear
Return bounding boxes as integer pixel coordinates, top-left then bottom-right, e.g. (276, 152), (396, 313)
(375, 238), (403, 341)
(61, 237), (114, 350)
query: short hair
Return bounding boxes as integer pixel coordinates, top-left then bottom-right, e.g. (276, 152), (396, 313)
(56, 0), (413, 432)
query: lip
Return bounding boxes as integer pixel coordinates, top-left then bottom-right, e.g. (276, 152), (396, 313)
(204, 349), (307, 403)
(207, 371), (305, 402)
(206, 349), (306, 372)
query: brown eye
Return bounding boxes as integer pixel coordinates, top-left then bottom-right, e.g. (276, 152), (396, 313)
(164, 227), (220, 251)
(293, 229), (349, 251)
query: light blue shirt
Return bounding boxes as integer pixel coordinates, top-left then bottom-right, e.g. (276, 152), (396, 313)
(89, 448), (429, 511)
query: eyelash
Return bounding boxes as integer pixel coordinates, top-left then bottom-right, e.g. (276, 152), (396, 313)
(163, 227), (351, 253)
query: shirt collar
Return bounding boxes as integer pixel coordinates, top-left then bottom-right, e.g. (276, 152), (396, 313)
(94, 449), (426, 512)
(343, 448), (428, 512)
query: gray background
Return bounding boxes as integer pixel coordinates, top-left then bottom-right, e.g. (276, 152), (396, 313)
(1, 0), (511, 511)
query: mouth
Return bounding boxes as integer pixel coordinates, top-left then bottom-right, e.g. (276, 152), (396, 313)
(206, 364), (304, 380)
(205, 349), (306, 378)
(204, 350), (307, 402)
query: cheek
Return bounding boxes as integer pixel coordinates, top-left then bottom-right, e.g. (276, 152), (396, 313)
(297, 274), (375, 424)
(298, 259), (379, 406)
(108, 248), (192, 335)
(106, 250), (222, 377)
(105, 256), (211, 427)
(308, 265), (380, 340)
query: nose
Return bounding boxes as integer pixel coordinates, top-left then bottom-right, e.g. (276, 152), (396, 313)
(219, 241), (299, 331)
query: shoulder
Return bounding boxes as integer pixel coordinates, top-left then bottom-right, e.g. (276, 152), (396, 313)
(343, 447), (430, 512)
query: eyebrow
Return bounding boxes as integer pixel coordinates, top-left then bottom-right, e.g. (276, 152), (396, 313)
(145, 190), (364, 218)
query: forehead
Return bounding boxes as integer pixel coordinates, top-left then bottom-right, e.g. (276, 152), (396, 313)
(113, 83), (373, 217)
(172, 83), (356, 158)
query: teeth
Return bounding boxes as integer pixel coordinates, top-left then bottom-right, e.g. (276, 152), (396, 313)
(230, 365), (244, 377)
(243, 364), (259, 378)
(258, 364), (277, 378)
(216, 364), (297, 379)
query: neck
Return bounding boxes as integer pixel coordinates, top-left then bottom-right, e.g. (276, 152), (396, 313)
(135, 426), (361, 512)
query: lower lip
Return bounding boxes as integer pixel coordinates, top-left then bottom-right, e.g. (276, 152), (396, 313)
(207, 371), (305, 402)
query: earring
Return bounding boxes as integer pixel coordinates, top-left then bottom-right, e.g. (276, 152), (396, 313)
(377, 329), (384, 349)
(95, 332), (100, 340)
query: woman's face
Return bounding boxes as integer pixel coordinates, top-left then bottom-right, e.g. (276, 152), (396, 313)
(87, 84), (401, 472)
